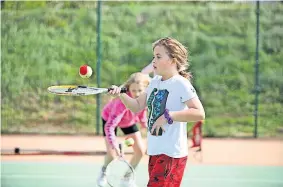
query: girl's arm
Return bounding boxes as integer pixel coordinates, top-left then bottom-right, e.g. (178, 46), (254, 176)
(141, 62), (154, 74)
(104, 106), (127, 149)
(138, 109), (148, 128)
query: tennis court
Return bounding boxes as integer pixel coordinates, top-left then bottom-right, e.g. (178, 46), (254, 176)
(2, 2), (283, 187)
(2, 135), (283, 187)
(2, 161), (283, 187)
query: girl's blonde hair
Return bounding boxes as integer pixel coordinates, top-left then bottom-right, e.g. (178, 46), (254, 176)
(152, 37), (192, 80)
(123, 72), (151, 90)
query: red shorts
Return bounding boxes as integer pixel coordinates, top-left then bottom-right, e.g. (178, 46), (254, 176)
(147, 154), (188, 187)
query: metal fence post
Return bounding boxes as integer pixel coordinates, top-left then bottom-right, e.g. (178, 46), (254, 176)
(254, 1), (260, 138)
(96, 0), (102, 135)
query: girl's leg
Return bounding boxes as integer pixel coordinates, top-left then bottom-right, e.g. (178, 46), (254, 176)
(103, 138), (116, 167)
(120, 127), (145, 187)
(120, 124), (145, 169)
(126, 131), (145, 169)
(97, 119), (118, 186)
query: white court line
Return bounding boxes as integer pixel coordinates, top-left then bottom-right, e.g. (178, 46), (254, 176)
(1, 174), (283, 184)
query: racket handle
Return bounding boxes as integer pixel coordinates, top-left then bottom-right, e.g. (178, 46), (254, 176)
(120, 87), (127, 93)
(108, 87), (128, 93)
(78, 85), (87, 88)
(119, 143), (123, 155)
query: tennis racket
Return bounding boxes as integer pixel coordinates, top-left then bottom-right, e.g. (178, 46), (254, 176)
(47, 85), (127, 96)
(106, 143), (135, 187)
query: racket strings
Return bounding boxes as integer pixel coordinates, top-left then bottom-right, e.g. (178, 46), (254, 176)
(48, 86), (108, 95)
(107, 159), (135, 186)
(124, 170), (134, 177)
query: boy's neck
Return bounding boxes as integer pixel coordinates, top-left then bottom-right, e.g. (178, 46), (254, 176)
(161, 70), (179, 81)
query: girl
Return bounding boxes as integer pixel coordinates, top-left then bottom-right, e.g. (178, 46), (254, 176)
(96, 72), (151, 187)
(109, 37), (205, 187)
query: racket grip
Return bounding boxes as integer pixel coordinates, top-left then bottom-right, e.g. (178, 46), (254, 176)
(108, 87), (128, 93)
(120, 87), (127, 93)
(119, 143), (123, 155)
(78, 85), (87, 88)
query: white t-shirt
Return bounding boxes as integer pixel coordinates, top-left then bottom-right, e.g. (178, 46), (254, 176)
(146, 74), (198, 158)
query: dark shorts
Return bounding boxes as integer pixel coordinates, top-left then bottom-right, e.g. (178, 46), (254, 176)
(147, 154), (187, 187)
(102, 118), (139, 136)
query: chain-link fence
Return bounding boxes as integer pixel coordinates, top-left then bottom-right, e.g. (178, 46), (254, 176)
(1, 1), (282, 138)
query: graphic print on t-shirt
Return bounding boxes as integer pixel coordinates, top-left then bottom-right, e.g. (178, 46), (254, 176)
(147, 88), (169, 136)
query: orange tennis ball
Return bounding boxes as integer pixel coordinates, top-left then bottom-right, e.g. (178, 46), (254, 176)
(79, 65), (93, 78)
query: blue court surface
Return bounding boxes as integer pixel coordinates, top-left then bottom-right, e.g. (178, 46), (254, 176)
(2, 161), (283, 187)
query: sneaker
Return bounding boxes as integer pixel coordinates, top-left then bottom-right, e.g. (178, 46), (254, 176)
(96, 166), (107, 187)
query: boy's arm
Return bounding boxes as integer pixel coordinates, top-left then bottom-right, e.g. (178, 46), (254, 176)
(170, 97), (205, 122)
(119, 92), (147, 113)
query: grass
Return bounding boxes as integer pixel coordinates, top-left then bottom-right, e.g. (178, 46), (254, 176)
(1, 2), (283, 137)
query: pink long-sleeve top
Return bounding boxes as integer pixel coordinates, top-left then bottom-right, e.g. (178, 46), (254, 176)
(101, 94), (147, 149)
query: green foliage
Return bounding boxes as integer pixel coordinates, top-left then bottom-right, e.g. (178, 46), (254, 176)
(1, 2), (282, 137)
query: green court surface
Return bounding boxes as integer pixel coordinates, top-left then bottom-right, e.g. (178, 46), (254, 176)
(1, 161), (283, 187)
